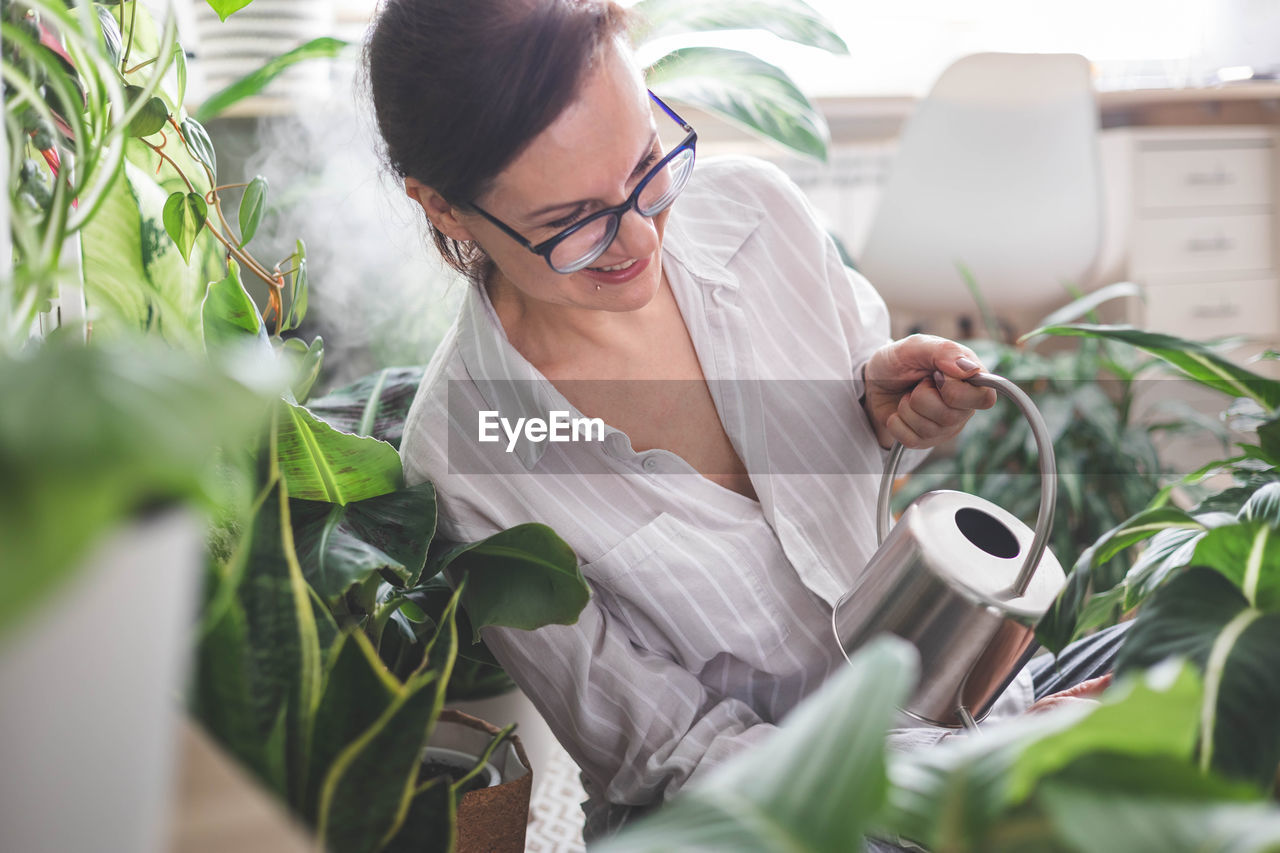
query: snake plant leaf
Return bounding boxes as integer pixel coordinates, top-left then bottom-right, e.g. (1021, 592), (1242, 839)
(303, 631), (401, 823)
(195, 37), (348, 121)
(1190, 522), (1280, 612)
(204, 0), (255, 21)
(193, 480), (323, 801)
(275, 400), (402, 504)
(1116, 567), (1280, 789)
(381, 778), (457, 853)
(878, 663), (1203, 851)
(431, 523), (586, 640)
(162, 190), (207, 263)
(202, 259), (268, 350)
(646, 47), (829, 161)
(305, 366), (427, 450)
(630, 0), (848, 54)
(600, 637), (915, 853)
(1025, 324), (1280, 410)
(316, 634), (452, 852)
(290, 481), (437, 602)
(238, 174), (268, 246)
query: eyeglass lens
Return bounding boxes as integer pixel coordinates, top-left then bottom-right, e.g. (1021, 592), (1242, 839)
(548, 146), (696, 273)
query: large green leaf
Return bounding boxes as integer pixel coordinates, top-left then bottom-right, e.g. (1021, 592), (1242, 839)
(1121, 515), (1233, 610)
(303, 631), (401, 824)
(0, 343), (271, 640)
(291, 481), (437, 602)
(1038, 506), (1205, 653)
(433, 523), (587, 639)
(877, 664), (1204, 851)
(1026, 324), (1280, 410)
(201, 258), (267, 350)
(1116, 568), (1280, 789)
(630, 0), (847, 54)
(646, 47), (829, 160)
(1191, 522), (1280, 611)
(381, 778), (456, 853)
(305, 366), (426, 450)
(599, 637), (916, 853)
(195, 37), (348, 121)
(275, 400), (403, 504)
(1039, 782), (1280, 853)
(315, 617), (454, 852)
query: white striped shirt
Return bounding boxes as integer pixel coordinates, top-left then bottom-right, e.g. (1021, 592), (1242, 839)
(401, 156), (1033, 828)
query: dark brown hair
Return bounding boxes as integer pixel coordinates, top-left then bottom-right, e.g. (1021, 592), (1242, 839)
(364, 0), (630, 281)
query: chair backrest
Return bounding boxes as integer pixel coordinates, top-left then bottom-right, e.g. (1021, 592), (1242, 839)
(856, 53), (1103, 314)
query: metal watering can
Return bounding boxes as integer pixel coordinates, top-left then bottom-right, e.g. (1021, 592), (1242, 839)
(832, 372), (1065, 729)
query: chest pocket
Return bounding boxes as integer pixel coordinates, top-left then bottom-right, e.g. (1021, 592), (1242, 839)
(584, 512), (792, 673)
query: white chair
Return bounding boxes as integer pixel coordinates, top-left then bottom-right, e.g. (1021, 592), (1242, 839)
(856, 53), (1104, 325)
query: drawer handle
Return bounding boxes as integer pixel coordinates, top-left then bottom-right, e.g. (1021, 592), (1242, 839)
(1191, 303), (1240, 319)
(1185, 170), (1234, 187)
(1186, 236), (1235, 253)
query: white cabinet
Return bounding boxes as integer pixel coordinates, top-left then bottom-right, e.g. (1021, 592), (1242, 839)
(1119, 126), (1280, 364)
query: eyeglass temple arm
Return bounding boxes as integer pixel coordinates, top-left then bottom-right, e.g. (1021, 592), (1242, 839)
(648, 90), (694, 134)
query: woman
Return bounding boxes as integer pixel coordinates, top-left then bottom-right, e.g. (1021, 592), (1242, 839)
(367, 0), (1113, 839)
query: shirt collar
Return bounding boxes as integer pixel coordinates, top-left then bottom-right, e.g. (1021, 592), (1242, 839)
(456, 177), (765, 470)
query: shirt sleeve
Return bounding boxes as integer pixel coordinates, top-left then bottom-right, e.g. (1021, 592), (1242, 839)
(477, 588), (779, 808)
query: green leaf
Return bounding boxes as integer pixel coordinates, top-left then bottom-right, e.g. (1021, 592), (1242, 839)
(284, 239), (308, 332)
(1116, 568), (1280, 789)
(1191, 522), (1280, 611)
(162, 190), (208, 263)
(195, 37), (348, 121)
(281, 335), (324, 403)
(433, 524), (587, 639)
(630, 0), (848, 54)
(1024, 324), (1280, 410)
(381, 777), (456, 853)
(1121, 517), (1229, 610)
(305, 366), (427, 450)
(205, 0), (256, 21)
(599, 637), (916, 853)
(181, 117), (217, 179)
(1033, 282), (1143, 331)
(646, 47), (829, 160)
(303, 631), (401, 823)
(290, 482), (437, 602)
(239, 175), (268, 246)
(1241, 481), (1280, 526)
(124, 84), (170, 137)
(275, 401), (403, 504)
(316, 634), (451, 852)
(1039, 506), (1204, 653)
(877, 663), (1204, 851)
(1039, 783), (1280, 853)
(202, 259), (266, 349)
(0, 343), (272, 640)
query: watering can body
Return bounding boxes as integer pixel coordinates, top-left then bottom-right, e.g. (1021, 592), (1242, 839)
(832, 373), (1066, 728)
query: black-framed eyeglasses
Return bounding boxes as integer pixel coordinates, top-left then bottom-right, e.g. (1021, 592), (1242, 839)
(469, 91), (697, 275)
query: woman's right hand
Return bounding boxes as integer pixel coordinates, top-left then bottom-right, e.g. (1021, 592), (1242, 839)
(1026, 673), (1112, 715)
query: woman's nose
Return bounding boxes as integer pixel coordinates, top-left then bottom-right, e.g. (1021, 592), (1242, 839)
(610, 206), (660, 259)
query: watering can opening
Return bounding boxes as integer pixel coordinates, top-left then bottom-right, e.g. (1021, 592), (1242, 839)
(954, 507), (1020, 560)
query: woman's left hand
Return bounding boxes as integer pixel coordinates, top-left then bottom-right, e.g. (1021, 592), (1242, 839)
(862, 334), (997, 450)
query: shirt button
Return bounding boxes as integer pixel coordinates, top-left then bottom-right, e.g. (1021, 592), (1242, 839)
(642, 456), (660, 473)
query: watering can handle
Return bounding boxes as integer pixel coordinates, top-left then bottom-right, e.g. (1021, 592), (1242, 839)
(875, 372), (1057, 598)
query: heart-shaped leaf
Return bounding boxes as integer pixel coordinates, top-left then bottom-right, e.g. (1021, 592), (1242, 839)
(162, 190), (207, 263)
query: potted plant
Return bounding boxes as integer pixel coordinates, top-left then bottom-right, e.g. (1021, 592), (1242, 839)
(1, 4), (275, 852)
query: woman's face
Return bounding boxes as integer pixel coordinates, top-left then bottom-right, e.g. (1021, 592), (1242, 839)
(460, 44), (671, 314)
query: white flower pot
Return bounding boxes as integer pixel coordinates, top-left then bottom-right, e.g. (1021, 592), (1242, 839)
(0, 510), (204, 853)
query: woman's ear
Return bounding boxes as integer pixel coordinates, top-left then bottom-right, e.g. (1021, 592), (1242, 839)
(405, 178), (475, 243)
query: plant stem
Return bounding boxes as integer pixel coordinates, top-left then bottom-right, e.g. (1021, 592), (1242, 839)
(121, 0), (138, 75)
